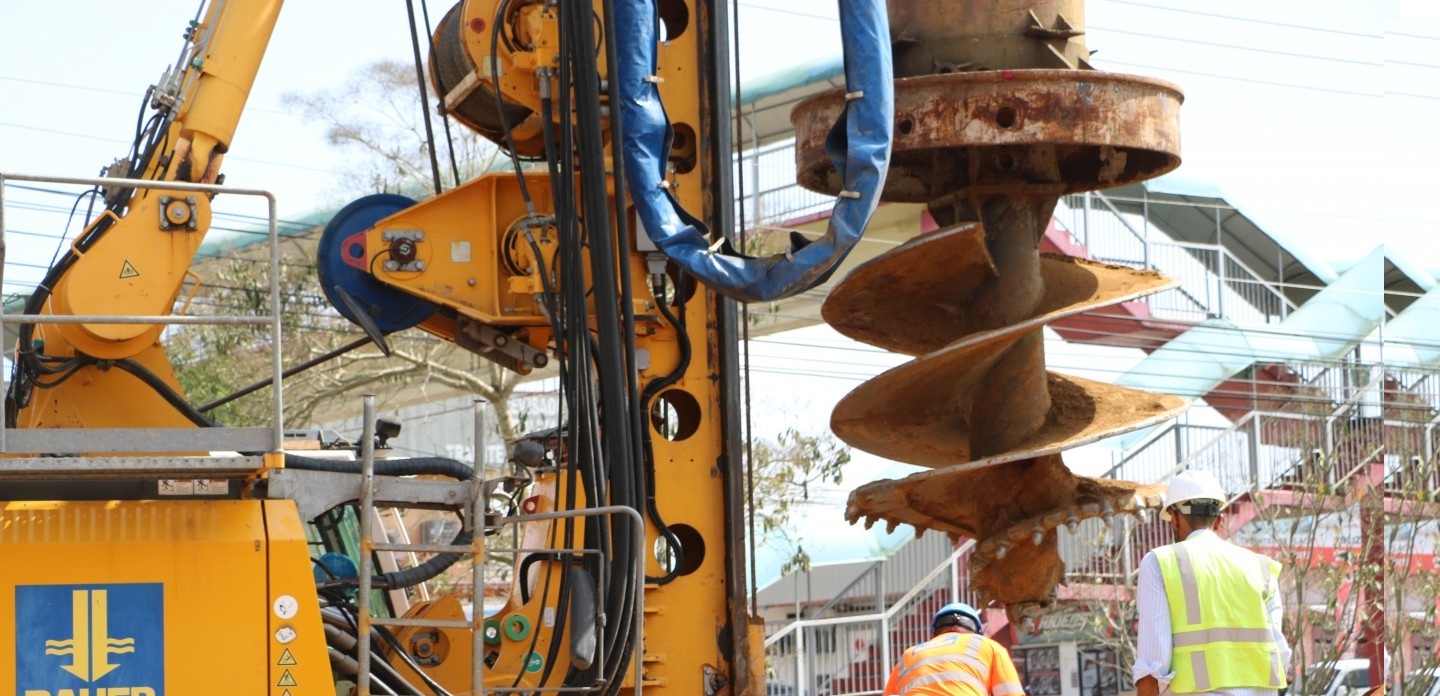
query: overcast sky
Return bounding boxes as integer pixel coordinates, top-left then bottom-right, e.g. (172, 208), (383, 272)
(2, 2), (1436, 577)
(2, 1), (1436, 271)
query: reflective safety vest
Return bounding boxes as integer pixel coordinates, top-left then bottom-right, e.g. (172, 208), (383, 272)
(883, 630), (1025, 696)
(1154, 532), (1288, 693)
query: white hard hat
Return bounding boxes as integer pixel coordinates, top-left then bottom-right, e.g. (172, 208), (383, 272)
(1160, 469), (1226, 521)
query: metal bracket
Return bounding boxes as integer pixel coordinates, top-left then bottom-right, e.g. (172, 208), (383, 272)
(266, 467), (477, 522)
(455, 315), (550, 374)
(703, 664), (727, 696)
(157, 195), (198, 231)
(383, 230), (426, 272)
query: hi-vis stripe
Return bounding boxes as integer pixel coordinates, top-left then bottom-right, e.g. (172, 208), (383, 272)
(1170, 548), (1284, 690)
(1171, 543), (1202, 624)
(1185, 651), (1282, 691)
(894, 633), (1024, 695)
(898, 634), (986, 685)
(1173, 627), (1274, 647)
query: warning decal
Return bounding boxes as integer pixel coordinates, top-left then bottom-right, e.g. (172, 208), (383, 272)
(120, 261), (140, 279)
(277, 648), (297, 666)
(277, 669), (298, 687)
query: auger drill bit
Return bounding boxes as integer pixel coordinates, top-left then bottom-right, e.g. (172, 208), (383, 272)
(791, 0), (1185, 625)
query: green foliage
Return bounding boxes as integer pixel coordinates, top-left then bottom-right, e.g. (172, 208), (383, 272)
(171, 253), (352, 426)
(750, 426), (851, 573)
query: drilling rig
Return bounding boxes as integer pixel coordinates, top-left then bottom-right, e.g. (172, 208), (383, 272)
(0, 0), (1183, 693)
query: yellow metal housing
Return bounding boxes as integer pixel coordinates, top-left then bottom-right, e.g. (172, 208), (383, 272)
(0, 500), (332, 694)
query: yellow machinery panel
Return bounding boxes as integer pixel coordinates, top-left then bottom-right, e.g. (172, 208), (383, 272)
(0, 500), (331, 695)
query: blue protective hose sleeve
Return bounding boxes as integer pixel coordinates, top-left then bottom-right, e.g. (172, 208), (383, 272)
(614, 0), (892, 303)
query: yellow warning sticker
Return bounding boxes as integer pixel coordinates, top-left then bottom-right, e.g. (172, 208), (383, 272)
(277, 669), (298, 687)
(277, 648), (297, 666)
(120, 261), (139, 278)
(281, 691), (293, 696)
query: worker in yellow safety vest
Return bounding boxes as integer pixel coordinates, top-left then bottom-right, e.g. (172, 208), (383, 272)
(883, 602), (1025, 696)
(1133, 470), (1291, 696)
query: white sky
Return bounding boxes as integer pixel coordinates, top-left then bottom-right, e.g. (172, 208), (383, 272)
(0, 1), (1437, 488)
(1, 1), (1436, 265)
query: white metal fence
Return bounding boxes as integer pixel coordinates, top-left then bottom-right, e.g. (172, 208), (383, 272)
(732, 139), (1301, 330)
(764, 541), (977, 696)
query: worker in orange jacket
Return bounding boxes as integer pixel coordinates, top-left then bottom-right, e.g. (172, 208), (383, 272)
(883, 602), (1025, 696)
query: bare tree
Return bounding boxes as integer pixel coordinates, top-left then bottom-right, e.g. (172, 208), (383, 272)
(282, 59), (500, 196)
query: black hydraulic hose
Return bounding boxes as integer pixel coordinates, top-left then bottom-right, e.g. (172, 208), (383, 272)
(566, 3), (639, 691)
(112, 358), (221, 427)
(404, 0), (444, 196)
(370, 527), (473, 591)
(518, 32), (590, 693)
(419, 1), (463, 186)
(284, 454), (476, 481)
(641, 275), (692, 584)
(288, 454), (476, 590)
(602, 0), (649, 599)
(516, 552), (591, 604)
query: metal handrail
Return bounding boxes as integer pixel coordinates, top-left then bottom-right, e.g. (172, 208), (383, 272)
(1089, 190), (1149, 249)
(763, 539), (975, 647)
(1099, 420), (1182, 480)
(808, 559), (884, 619)
(0, 171), (286, 453)
(1146, 238), (1299, 314)
(353, 394), (646, 696)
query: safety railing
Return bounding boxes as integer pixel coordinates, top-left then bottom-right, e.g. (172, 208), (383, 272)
(1100, 358), (1381, 486)
(764, 539), (977, 696)
(1060, 360), (1423, 584)
(1057, 514), (1173, 586)
(1053, 193), (1297, 326)
(349, 397), (646, 696)
(734, 140), (834, 232)
(0, 171), (287, 467)
(803, 531), (959, 622)
(733, 139), (1299, 333)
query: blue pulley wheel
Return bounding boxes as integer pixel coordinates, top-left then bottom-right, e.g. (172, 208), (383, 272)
(317, 194), (436, 335)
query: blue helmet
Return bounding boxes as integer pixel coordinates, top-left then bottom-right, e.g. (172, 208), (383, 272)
(932, 602), (983, 634)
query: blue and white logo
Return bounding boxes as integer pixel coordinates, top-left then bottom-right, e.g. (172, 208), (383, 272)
(16, 583), (164, 696)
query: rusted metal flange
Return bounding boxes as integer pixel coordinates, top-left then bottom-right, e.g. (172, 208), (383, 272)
(793, 70), (1183, 201)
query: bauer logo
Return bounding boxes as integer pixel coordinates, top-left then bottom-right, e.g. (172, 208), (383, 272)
(15, 583), (164, 696)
